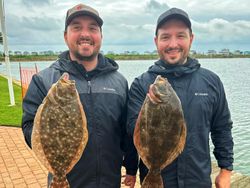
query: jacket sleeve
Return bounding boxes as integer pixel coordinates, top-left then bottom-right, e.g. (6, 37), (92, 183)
(211, 78), (234, 170)
(21, 74), (47, 148)
(127, 77), (147, 136)
(120, 81), (139, 176)
(124, 76), (148, 175)
(122, 134), (139, 176)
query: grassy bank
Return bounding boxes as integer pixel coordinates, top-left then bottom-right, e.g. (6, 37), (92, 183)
(105, 54), (159, 60)
(0, 55), (58, 62)
(106, 54), (250, 60)
(0, 54), (250, 62)
(0, 76), (22, 126)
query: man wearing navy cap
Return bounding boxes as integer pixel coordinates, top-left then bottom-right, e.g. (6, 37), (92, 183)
(127, 7), (233, 188)
(22, 3), (137, 188)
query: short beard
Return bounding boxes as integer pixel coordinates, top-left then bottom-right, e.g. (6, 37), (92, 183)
(74, 51), (99, 62)
(162, 48), (187, 65)
(172, 56), (187, 65)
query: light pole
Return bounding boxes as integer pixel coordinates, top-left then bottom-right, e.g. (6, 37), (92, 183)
(0, 0), (15, 105)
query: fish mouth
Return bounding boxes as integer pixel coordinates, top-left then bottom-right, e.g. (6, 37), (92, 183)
(60, 72), (69, 80)
(59, 73), (75, 85)
(154, 75), (166, 84)
(62, 79), (75, 84)
(151, 75), (171, 102)
(148, 77), (165, 104)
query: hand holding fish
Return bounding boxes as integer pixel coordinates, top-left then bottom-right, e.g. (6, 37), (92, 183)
(122, 174), (136, 188)
(134, 75), (186, 188)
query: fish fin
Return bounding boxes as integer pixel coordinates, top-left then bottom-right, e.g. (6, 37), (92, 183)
(142, 169), (163, 188)
(134, 111), (142, 152)
(178, 121), (187, 153)
(49, 176), (70, 188)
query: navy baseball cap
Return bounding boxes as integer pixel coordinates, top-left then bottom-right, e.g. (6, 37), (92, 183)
(155, 8), (192, 35)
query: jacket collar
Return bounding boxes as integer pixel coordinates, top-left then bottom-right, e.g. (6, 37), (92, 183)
(51, 51), (118, 79)
(148, 57), (200, 77)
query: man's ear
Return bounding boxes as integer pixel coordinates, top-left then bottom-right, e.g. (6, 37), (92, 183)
(190, 33), (194, 45)
(64, 31), (68, 44)
(154, 36), (158, 47)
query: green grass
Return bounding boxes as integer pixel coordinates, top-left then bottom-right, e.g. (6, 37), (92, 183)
(0, 76), (22, 126)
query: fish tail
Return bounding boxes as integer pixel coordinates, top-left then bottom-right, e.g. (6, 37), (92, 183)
(142, 169), (163, 188)
(49, 176), (70, 188)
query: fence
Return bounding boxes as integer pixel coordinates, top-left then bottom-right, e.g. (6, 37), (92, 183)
(19, 63), (38, 99)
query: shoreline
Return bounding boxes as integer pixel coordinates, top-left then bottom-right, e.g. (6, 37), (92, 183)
(0, 54), (250, 62)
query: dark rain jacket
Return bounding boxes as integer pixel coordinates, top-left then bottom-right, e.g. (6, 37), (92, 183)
(22, 51), (138, 188)
(127, 57), (234, 188)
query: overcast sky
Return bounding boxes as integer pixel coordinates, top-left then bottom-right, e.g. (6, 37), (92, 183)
(2, 0), (250, 53)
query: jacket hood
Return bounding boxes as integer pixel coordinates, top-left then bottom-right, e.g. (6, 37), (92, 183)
(50, 51), (118, 78)
(148, 57), (200, 77)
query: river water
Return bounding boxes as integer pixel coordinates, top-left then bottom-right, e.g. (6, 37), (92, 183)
(1, 58), (250, 175)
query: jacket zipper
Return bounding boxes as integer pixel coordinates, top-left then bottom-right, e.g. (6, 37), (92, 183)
(87, 80), (92, 94)
(87, 79), (100, 186)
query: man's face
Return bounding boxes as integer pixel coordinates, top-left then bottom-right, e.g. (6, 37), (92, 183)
(155, 19), (194, 65)
(64, 15), (102, 62)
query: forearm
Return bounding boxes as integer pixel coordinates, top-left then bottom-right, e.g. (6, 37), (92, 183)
(211, 79), (234, 169)
(123, 138), (139, 176)
(121, 143), (139, 176)
(127, 80), (147, 136)
(211, 128), (234, 170)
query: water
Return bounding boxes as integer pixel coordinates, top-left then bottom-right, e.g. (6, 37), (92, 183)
(1, 58), (250, 175)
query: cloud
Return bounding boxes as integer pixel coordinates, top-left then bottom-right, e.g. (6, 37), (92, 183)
(193, 18), (250, 43)
(2, 0), (250, 52)
(145, 0), (169, 13)
(6, 14), (64, 45)
(22, 0), (51, 7)
(102, 0), (170, 46)
(103, 23), (155, 45)
(182, 0), (250, 22)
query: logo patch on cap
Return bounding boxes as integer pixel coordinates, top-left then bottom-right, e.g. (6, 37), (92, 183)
(76, 5), (82, 10)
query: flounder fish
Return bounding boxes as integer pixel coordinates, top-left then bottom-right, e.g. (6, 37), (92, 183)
(134, 75), (186, 188)
(32, 73), (88, 188)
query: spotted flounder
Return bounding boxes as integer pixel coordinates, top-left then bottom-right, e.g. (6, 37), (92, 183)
(134, 75), (186, 188)
(32, 73), (88, 188)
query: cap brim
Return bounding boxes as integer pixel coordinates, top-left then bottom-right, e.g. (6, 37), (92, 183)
(156, 14), (191, 35)
(159, 14), (191, 28)
(66, 11), (103, 28)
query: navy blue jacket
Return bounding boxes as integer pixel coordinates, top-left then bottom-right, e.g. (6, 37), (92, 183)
(127, 57), (234, 188)
(22, 51), (138, 188)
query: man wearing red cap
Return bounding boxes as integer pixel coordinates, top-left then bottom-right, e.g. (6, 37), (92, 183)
(22, 3), (137, 188)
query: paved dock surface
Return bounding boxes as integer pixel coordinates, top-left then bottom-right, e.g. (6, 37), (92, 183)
(0, 126), (140, 188)
(0, 126), (249, 188)
(0, 126), (47, 188)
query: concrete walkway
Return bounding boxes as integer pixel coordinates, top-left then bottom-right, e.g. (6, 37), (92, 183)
(0, 126), (47, 188)
(0, 126), (140, 188)
(1, 126), (250, 188)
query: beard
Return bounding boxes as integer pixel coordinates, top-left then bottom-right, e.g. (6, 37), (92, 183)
(160, 47), (189, 65)
(73, 50), (99, 62)
(169, 54), (187, 65)
(71, 36), (101, 62)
